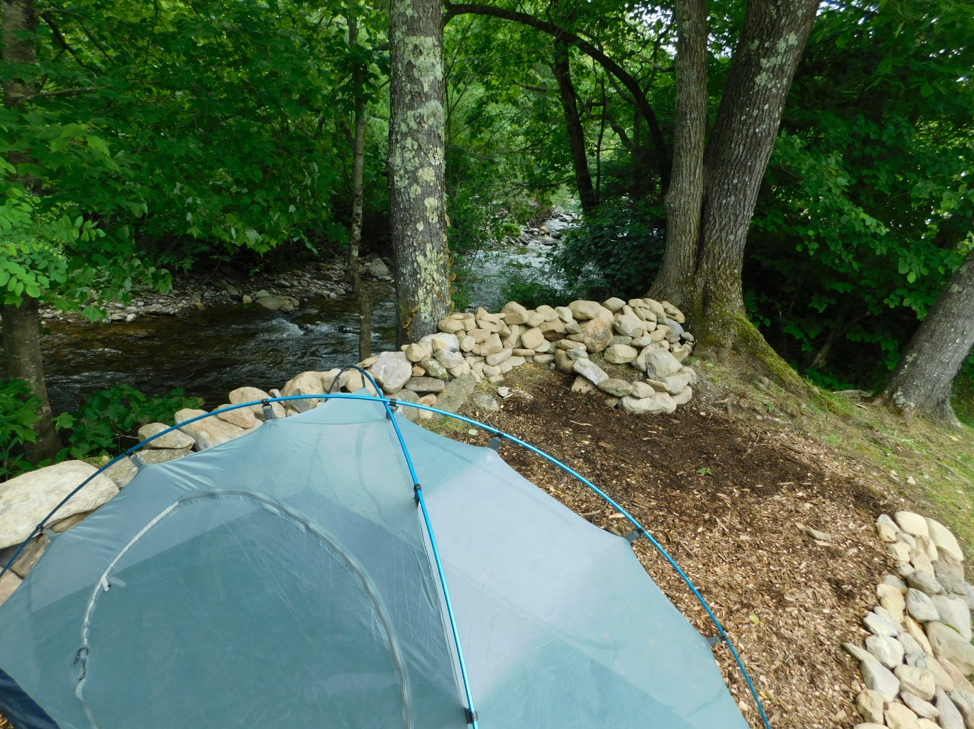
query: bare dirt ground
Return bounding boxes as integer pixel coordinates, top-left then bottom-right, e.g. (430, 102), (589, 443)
(445, 367), (903, 729)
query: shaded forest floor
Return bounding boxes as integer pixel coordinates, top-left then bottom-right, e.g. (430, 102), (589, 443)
(429, 358), (974, 729)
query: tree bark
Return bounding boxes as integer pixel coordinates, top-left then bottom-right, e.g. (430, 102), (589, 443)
(2, 0), (61, 461)
(552, 41), (597, 217)
(880, 252), (974, 428)
(347, 16), (372, 361)
(390, 0), (452, 344)
(650, 0), (707, 306)
(2, 301), (62, 462)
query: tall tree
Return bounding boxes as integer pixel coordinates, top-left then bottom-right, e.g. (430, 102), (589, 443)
(2, 0), (62, 461)
(347, 14), (372, 361)
(389, 0), (452, 343)
(552, 40), (597, 217)
(879, 250), (974, 428)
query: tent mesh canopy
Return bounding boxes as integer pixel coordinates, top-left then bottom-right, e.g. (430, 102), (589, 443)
(0, 397), (750, 729)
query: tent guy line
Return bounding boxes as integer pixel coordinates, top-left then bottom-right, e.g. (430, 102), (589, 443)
(0, 381), (772, 729)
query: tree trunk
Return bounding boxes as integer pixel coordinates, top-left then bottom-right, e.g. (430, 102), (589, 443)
(347, 16), (372, 361)
(2, 301), (62, 462)
(2, 0), (61, 461)
(880, 252), (974, 428)
(552, 41), (597, 217)
(390, 0), (451, 344)
(650, 0), (707, 307)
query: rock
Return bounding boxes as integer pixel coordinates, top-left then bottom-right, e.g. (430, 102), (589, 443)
(916, 534), (940, 563)
(932, 596), (972, 642)
(11, 533), (49, 578)
(631, 381), (655, 398)
(937, 688), (967, 729)
(368, 352), (412, 394)
(391, 389), (421, 422)
(406, 342), (430, 363)
(538, 319), (566, 340)
(573, 359), (608, 386)
(420, 332), (461, 353)
(176, 408), (258, 449)
(949, 689), (974, 728)
(104, 457), (138, 488)
(536, 304), (559, 321)
(468, 391), (500, 414)
(939, 550), (967, 581)
(434, 348), (465, 370)
(907, 570), (944, 596)
(486, 349), (512, 367)
(576, 317), (613, 352)
(891, 542), (914, 562)
(896, 512), (931, 539)
(282, 371), (328, 412)
(936, 561), (971, 597)
(901, 690), (940, 720)
(885, 574), (910, 591)
(404, 377), (446, 394)
(602, 297), (626, 312)
(554, 306), (574, 323)
(140, 448), (193, 465)
(255, 294), (298, 312)
(138, 422), (196, 449)
(635, 346), (683, 379)
(535, 353), (555, 365)
(216, 405), (257, 429)
(856, 689), (885, 723)
(554, 349), (575, 374)
(338, 370), (379, 395)
(0, 572), (21, 607)
(927, 518), (965, 563)
(502, 301), (530, 325)
(865, 610), (900, 637)
(845, 642), (873, 662)
(913, 551), (936, 579)
(854, 724), (887, 729)
(672, 386), (693, 406)
(878, 514), (902, 542)
(897, 664), (937, 701)
(928, 622), (974, 676)
(658, 370), (694, 395)
(917, 719), (940, 729)
(885, 702), (920, 729)
(521, 327), (545, 350)
(436, 374), (477, 414)
(915, 654), (957, 692)
(367, 258), (390, 278)
(907, 616), (935, 654)
(879, 604), (906, 629)
(861, 655), (902, 701)
(0, 461), (119, 549)
(619, 393), (676, 416)
(908, 588), (943, 623)
(867, 634), (905, 668)
(880, 583), (908, 624)
(614, 311), (645, 338)
(598, 378), (633, 397)
(438, 317), (466, 335)
(568, 300), (604, 321)
(229, 386), (286, 420)
(603, 344), (639, 364)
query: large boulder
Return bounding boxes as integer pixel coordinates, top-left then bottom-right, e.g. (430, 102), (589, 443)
(369, 351), (413, 393)
(927, 622), (974, 676)
(634, 346), (682, 379)
(0, 461), (119, 549)
(568, 300), (604, 321)
(575, 318), (613, 353)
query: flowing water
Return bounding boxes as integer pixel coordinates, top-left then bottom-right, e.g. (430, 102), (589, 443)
(25, 231), (570, 411)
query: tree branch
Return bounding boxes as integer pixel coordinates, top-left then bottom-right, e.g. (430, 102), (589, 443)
(444, 1), (669, 188)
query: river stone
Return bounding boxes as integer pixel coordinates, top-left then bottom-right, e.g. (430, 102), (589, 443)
(255, 294), (298, 312)
(672, 386), (693, 406)
(867, 634), (905, 669)
(501, 301), (530, 325)
(917, 534), (940, 563)
(369, 352), (413, 392)
(897, 664), (937, 701)
(896, 512), (931, 539)
(602, 297), (625, 312)
(216, 404), (257, 429)
(927, 621), (974, 675)
(861, 655), (902, 702)
(368, 258), (390, 278)
(467, 391), (500, 414)
(907, 569), (944, 596)
(613, 311), (645, 338)
(229, 386), (286, 420)
(937, 688), (967, 729)
(907, 617), (935, 654)
(885, 702), (920, 729)
(438, 317), (466, 334)
(949, 689), (974, 727)
(567, 300), (602, 321)
(138, 422), (196, 449)
(902, 691), (940, 721)
(536, 304), (559, 321)
(598, 378), (633, 397)
(857, 689), (885, 723)
(0, 572), (21, 607)
(935, 561), (970, 597)
(932, 595), (972, 641)
(103, 457), (137, 488)
(434, 348), (465, 370)
(891, 542), (914, 562)
(665, 317), (685, 338)
(339, 370), (379, 395)
(880, 583), (908, 624)
(140, 448), (193, 465)
(602, 344), (637, 364)
(420, 332), (460, 353)
(176, 408), (259, 450)
(571, 376), (597, 394)
(918, 719), (940, 729)
(575, 317), (613, 352)
(855, 725), (887, 729)
(619, 392), (676, 416)
(519, 327), (544, 350)
(879, 604), (906, 630)
(573, 359), (608, 386)
(913, 551), (936, 579)
(391, 389), (421, 422)
(865, 610), (900, 637)
(0, 461), (120, 549)
(436, 374), (477, 414)
(282, 371), (327, 412)
(405, 342), (430, 363)
(11, 533), (49, 578)
(635, 346), (682, 379)
(486, 349), (512, 367)
(927, 518), (965, 563)
(878, 514), (902, 542)
(404, 377), (445, 394)
(909, 588), (942, 623)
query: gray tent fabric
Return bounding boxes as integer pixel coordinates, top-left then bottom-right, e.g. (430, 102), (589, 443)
(0, 398), (749, 728)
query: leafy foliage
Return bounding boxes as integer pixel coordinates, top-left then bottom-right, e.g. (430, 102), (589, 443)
(56, 385), (202, 460)
(0, 380), (43, 480)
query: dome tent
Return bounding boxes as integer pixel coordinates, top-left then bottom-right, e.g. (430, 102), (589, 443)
(0, 388), (762, 729)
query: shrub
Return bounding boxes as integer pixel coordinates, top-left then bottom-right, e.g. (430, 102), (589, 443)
(0, 380), (43, 480)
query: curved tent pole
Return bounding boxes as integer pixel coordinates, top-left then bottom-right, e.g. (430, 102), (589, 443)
(0, 391), (771, 729)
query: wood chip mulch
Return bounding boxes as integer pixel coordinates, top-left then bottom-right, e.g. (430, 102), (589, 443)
(460, 375), (898, 729)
